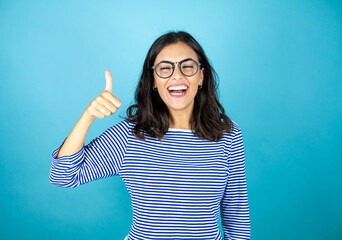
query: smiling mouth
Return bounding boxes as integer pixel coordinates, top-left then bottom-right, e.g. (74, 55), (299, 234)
(167, 86), (189, 96)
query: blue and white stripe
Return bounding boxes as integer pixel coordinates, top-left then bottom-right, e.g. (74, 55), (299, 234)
(50, 119), (250, 239)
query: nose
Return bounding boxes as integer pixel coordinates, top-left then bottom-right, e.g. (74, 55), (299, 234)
(171, 63), (183, 79)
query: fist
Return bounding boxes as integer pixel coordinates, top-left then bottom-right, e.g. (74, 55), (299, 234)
(85, 70), (122, 119)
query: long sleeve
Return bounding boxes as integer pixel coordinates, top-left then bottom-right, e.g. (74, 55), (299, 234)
(49, 120), (129, 188)
(220, 126), (251, 239)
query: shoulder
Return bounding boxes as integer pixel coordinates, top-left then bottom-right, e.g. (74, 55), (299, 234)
(222, 119), (242, 141)
(231, 120), (242, 137)
(116, 118), (135, 129)
(106, 119), (135, 138)
(221, 120), (244, 156)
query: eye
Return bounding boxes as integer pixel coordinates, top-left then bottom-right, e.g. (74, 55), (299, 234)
(183, 65), (194, 69)
(160, 66), (171, 70)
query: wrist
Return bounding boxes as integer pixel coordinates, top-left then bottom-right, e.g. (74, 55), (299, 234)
(80, 110), (96, 126)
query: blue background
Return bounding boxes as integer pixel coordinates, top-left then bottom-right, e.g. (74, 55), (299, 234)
(1, 0), (341, 239)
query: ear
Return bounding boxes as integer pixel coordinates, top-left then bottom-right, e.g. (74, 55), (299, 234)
(153, 82), (157, 90)
(199, 68), (205, 85)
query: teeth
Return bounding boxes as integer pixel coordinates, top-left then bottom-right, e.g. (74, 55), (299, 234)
(168, 85), (188, 91)
(170, 91), (185, 95)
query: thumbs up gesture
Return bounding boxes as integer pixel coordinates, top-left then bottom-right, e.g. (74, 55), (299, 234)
(85, 70), (122, 119)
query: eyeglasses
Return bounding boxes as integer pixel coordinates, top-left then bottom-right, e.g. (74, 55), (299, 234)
(151, 58), (201, 79)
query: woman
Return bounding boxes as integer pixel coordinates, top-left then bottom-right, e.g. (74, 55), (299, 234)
(50, 31), (251, 240)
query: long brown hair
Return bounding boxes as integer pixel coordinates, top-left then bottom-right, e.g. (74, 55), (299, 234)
(126, 31), (234, 142)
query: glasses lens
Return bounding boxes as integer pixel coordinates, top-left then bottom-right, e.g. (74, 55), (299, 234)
(180, 59), (198, 76)
(156, 62), (173, 78)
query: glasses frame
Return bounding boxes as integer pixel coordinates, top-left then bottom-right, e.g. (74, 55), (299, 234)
(151, 58), (202, 79)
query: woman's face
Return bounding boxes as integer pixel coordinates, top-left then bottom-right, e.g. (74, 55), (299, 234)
(153, 42), (204, 119)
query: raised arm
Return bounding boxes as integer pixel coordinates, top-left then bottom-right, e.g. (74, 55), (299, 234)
(221, 127), (251, 239)
(56, 70), (121, 158)
(49, 70), (126, 188)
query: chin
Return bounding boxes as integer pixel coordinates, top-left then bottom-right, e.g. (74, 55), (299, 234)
(167, 103), (191, 111)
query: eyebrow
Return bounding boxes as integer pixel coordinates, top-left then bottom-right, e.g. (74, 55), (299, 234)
(157, 58), (194, 64)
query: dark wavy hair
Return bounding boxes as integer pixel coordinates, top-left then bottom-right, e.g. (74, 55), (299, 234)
(126, 31), (234, 142)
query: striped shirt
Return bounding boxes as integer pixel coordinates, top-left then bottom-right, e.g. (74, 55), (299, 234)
(50, 119), (250, 240)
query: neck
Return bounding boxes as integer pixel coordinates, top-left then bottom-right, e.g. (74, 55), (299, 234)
(169, 110), (192, 130)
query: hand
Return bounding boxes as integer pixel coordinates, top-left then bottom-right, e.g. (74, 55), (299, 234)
(85, 70), (122, 119)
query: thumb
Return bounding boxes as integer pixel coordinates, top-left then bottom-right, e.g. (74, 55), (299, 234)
(104, 70), (113, 94)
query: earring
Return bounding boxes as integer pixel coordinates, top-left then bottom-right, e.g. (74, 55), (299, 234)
(153, 86), (158, 91)
(198, 85), (202, 89)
